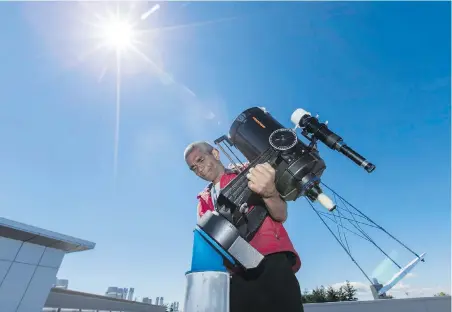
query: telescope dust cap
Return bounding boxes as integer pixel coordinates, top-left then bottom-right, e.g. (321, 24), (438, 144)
(291, 108), (311, 127)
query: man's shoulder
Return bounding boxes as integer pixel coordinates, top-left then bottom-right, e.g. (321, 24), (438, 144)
(197, 184), (214, 217)
(197, 183), (212, 200)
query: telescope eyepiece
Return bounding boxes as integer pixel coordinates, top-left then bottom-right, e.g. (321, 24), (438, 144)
(364, 162), (376, 173)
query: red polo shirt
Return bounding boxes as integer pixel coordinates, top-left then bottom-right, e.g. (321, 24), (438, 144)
(197, 170), (301, 273)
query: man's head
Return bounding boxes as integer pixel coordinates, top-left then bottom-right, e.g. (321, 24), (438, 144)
(184, 141), (225, 183)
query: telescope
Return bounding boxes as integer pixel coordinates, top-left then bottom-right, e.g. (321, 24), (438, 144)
(213, 107), (375, 212)
(194, 107), (376, 273)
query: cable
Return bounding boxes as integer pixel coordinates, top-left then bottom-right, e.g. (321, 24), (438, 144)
(321, 182), (423, 260)
(307, 198), (374, 285)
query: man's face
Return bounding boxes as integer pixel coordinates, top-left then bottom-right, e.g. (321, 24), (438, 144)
(186, 148), (223, 182)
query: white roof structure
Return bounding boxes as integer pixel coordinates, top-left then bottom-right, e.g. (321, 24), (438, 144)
(0, 217), (95, 252)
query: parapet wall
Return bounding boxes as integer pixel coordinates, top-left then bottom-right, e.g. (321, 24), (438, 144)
(304, 296), (451, 312)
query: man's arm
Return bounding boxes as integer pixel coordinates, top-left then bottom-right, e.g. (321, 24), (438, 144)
(247, 163), (288, 223)
(263, 192), (287, 223)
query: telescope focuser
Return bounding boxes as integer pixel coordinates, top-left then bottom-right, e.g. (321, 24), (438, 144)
(291, 109), (376, 173)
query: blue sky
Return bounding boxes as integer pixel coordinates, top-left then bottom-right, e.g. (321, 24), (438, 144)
(0, 0), (450, 305)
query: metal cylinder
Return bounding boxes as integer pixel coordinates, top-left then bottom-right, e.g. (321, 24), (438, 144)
(229, 107), (286, 162)
(183, 271), (230, 312)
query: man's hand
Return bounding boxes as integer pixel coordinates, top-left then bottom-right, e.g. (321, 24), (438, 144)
(247, 163), (288, 222)
(246, 163), (278, 198)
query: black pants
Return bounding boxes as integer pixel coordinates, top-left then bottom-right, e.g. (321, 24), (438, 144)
(230, 252), (304, 312)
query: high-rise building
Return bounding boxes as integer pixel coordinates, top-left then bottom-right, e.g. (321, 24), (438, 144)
(160, 297), (164, 305)
(123, 287), (129, 300)
(128, 287), (135, 300)
(168, 301), (179, 311)
(155, 296), (160, 305)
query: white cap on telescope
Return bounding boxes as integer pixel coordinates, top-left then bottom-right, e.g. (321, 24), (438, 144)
(317, 193), (336, 211)
(291, 108), (311, 127)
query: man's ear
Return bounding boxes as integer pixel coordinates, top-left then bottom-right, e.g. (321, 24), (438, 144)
(212, 148), (221, 160)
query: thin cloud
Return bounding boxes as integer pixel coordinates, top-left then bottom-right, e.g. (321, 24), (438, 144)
(330, 281), (370, 295)
(406, 272), (416, 279)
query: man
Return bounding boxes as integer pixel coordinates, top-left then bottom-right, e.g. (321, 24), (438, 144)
(184, 141), (304, 312)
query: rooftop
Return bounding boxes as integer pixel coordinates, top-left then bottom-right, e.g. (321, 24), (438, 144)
(0, 217), (95, 252)
(45, 288), (166, 312)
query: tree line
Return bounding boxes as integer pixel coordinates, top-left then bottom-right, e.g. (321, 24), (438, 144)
(434, 292), (450, 297)
(302, 280), (359, 303)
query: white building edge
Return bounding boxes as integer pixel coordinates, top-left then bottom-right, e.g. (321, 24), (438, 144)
(0, 217), (95, 312)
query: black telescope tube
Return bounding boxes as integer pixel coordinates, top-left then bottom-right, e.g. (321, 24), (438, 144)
(300, 116), (376, 173)
(301, 116), (342, 149)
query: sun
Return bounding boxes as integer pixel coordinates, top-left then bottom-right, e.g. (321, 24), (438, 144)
(69, 1), (226, 180)
(101, 16), (135, 52)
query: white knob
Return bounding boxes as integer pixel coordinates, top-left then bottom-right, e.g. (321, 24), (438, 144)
(317, 193), (336, 211)
(291, 108), (311, 127)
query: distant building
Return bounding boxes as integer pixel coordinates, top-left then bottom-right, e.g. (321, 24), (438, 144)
(54, 278), (69, 290)
(106, 287), (118, 298)
(106, 286), (135, 299)
(160, 297), (164, 305)
(156, 296), (160, 305)
(170, 301), (180, 311)
(128, 287), (135, 300)
(142, 297), (152, 304)
(167, 301), (180, 311)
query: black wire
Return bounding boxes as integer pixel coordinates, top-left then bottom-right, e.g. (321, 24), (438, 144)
(324, 207), (380, 229)
(344, 207), (369, 220)
(307, 198), (374, 285)
(330, 194), (347, 251)
(333, 192), (351, 253)
(335, 205), (402, 269)
(317, 210), (371, 242)
(322, 182), (421, 262)
(331, 210), (348, 253)
(224, 143), (245, 168)
(216, 144), (237, 170)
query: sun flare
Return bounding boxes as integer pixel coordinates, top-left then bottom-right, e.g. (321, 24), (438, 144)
(101, 17), (135, 51)
(57, 1), (227, 180)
